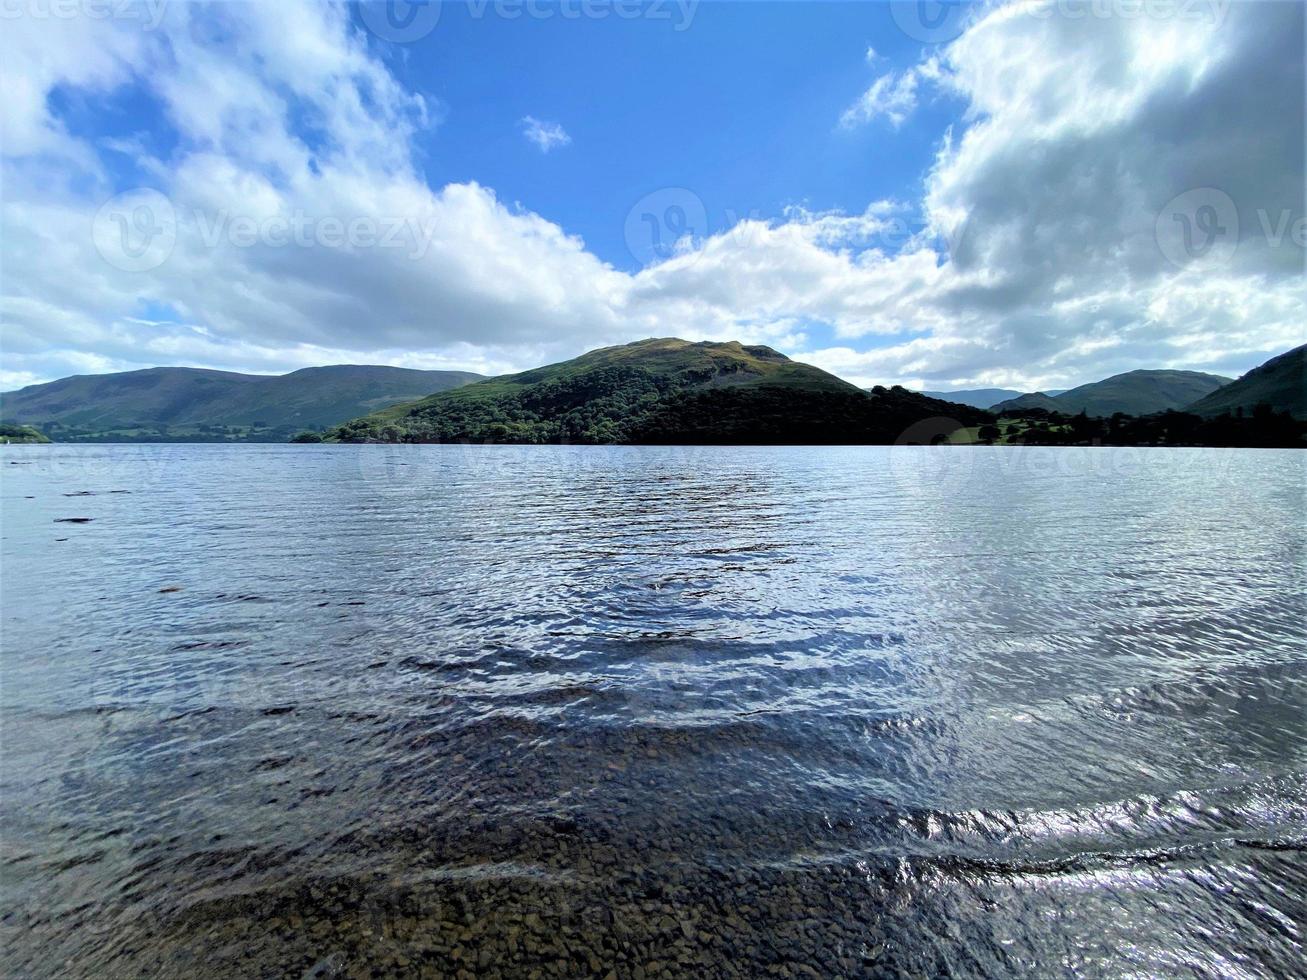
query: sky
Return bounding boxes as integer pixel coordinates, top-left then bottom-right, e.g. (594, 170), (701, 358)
(1, 0), (1303, 392)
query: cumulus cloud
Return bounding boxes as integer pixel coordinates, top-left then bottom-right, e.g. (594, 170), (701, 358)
(520, 116), (572, 153)
(821, 0), (1303, 387)
(0, 0), (1302, 393)
(868, 0), (1305, 389)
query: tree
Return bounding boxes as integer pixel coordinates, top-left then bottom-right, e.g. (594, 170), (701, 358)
(977, 423), (1001, 444)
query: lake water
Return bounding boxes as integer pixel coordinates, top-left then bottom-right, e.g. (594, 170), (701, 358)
(2, 444), (1304, 978)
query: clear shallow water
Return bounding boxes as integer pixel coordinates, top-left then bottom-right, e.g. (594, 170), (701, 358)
(2, 444), (1305, 978)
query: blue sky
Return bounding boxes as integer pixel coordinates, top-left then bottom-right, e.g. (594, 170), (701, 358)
(369, 2), (959, 272)
(1, 1), (1303, 391)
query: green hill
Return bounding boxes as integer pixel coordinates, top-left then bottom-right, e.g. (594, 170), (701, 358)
(331, 338), (990, 444)
(994, 370), (1232, 417)
(0, 365), (482, 442)
(992, 392), (1064, 414)
(0, 422), (50, 444)
(1186, 345), (1306, 420)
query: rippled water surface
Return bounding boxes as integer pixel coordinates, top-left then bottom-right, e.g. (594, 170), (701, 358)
(2, 444), (1305, 978)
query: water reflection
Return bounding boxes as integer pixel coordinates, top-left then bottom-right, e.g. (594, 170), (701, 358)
(2, 444), (1304, 976)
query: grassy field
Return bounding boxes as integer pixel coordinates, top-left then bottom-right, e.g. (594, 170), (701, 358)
(33, 422), (304, 443)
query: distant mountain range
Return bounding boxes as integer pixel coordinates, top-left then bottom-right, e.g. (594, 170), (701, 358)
(992, 370), (1233, 417)
(330, 338), (989, 444)
(920, 388), (1023, 409)
(919, 387), (1071, 409)
(0, 365), (482, 441)
(1187, 344), (1305, 420)
(4, 343), (1302, 444)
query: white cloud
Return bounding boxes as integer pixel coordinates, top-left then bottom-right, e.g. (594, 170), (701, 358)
(520, 116), (572, 153)
(1, 0), (1302, 394)
(822, 0), (1304, 387)
(840, 69), (921, 129)
(0, 10), (144, 169)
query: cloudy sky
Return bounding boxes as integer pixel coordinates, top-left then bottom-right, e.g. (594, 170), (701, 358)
(1, 0), (1302, 392)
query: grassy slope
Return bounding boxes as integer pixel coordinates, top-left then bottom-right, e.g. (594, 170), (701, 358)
(1186, 345), (1306, 420)
(1052, 370), (1233, 417)
(0, 365), (483, 440)
(0, 423), (51, 444)
(993, 392), (1064, 413)
(994, 370), (1232, 417)
(334, 338), (989, 444)
(372, 339), (852, 420)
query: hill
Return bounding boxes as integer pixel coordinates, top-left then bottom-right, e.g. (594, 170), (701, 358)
(0, 422), (50, 444)
(921, 388), (1023, 409)
(992, 392), (1064, 413)
(330, 338), (990, 444)
(0, 365), (482, 442)
(1186, 345), (1306, 420)
(994, 370), (1232, 417)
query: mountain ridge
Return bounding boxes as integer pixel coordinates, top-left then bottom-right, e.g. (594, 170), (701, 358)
(920, 388), (1023, 409)
(993, 369), (1232, 417)
(0, 364), (483, 441)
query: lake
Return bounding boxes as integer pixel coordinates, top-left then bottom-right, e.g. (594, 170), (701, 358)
(2, 444), (1304, 977)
